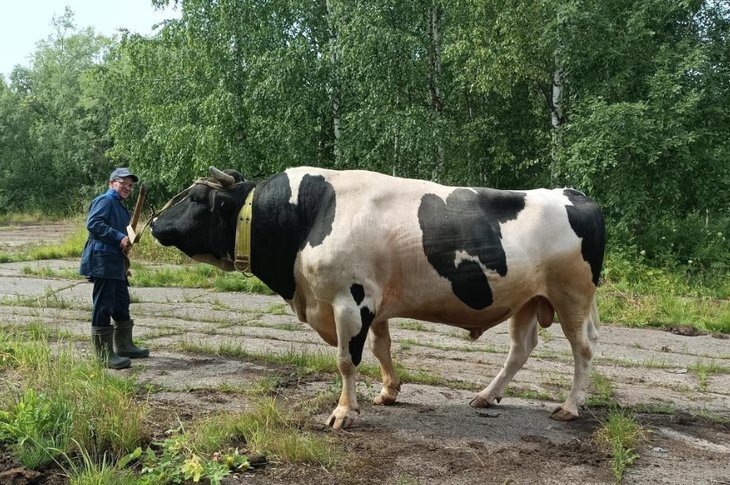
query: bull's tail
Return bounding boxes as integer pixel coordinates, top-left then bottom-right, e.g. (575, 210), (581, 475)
(587, 294), (600, 344)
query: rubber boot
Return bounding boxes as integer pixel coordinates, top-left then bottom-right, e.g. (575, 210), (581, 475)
(92, 326), (131, 370)
(113, 319), (150, 359)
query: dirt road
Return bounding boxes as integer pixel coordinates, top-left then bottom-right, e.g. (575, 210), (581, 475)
(0, 225), (728, 483)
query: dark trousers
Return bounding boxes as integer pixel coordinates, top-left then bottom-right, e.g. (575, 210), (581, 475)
(91, 278), (130, 327)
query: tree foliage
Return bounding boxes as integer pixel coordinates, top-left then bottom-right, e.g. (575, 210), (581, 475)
(0, 1), (728, 270)
(1, 8), (114, 212)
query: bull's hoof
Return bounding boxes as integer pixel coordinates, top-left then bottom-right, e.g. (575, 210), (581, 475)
(325, 406), (360, 429)
(469, 395), (501, 408)
(373, 384), (401, 406)
(373, 393), (397, 406)
(550, 406), (579, 421)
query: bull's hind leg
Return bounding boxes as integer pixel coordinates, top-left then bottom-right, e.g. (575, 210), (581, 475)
(471, 299), (539, 408)
(368, 320), (401, 405)
(551, 296), (599, 421)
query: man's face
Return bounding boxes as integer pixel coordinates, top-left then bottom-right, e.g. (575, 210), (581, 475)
(110, 176), (135, 200)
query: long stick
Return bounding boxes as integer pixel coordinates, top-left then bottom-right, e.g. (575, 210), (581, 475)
(127, 183), (147, 244)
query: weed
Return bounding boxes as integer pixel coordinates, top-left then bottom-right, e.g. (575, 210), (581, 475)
(1, 291), (74, 310)
(594, 409), (646, 483)
(397, 320), (428, 331)
(538, 326), (554, 343)
(265, 303), (290, 315)
(627, 403), (676, 415)
(599, 269), (730, 334)
(131, 432), (249, 484)
(689, 408), (730, 425)
(448, 328), (474, 340)
(123, 262), (273, 294)
(396, 337), (480, 354)
(688, 360), (728, 392)
(587, 372), (616, 407)
(225, 397), (336, 465)
(245, 375), (287, 397)
(504, 386), (556, 402)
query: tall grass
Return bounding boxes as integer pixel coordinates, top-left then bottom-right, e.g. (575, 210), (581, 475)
(599, 251), (730, 333)
(0, 327), (147, 468)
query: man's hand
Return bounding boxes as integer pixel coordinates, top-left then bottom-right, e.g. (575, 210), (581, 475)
(121, 236), (131, 254)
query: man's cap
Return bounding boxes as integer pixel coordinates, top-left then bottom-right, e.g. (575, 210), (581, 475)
(109, 167), (139, 182)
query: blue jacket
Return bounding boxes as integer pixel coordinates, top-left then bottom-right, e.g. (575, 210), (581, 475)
(79, 189), (130, 280)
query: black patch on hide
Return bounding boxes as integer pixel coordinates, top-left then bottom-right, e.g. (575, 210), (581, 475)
(251, 172), (336, 300)
(350, 284), (365, 306)
(418, 188), (526, 310)
(563, 189), (606, 286)
(349, 307), (375, 366)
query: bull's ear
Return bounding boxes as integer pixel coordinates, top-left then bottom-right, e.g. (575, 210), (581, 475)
(209, 166), (235, 186)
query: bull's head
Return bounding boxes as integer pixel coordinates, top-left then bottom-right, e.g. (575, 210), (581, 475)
(151, 167), (250, 271)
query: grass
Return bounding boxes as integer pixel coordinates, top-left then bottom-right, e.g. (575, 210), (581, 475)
(177, 340), (338, 376)
(599, 251), (730, 334)
(688, 360), (729, 392)
(1, 287), (82, 311)
(19, 262), (274, 293)
(176, 339), (464, 391)
(594, 409), (646, 483)
(190, 398), (337, 465)
(0, 211), (66, 224)
(587, 372), (617, 407)
(68, 452), (139, 485)
(130, 396), (337, 484)
(130, 263), (273, 293)
(0, 222), (88, 263)
(0, 325), (341, 482)
(0, 327), (146, 468)
(396, 320), (429, 331)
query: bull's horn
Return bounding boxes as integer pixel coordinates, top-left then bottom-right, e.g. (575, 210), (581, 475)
(209, 166), (235, 186)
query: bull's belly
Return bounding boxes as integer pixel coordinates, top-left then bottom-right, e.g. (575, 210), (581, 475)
(389, 302), (513, 330)
(381, 269), (539, 329)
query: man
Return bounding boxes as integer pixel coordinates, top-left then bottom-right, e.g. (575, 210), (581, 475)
(79, 167), (149, 369)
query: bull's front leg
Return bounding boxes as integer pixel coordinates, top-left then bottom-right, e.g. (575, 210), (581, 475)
(325, 298), (374, 429)
(326, 350), (360, 429)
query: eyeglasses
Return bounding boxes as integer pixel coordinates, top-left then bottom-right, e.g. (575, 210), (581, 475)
(114, 179), (135, 189)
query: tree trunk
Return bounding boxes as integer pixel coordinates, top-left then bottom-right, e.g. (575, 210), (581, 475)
(429, 4), (445, 181)
(326, 0), (342, 164)
(550, 65), (564, 183)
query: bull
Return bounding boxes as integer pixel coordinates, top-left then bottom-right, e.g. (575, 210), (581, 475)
(151, 166), (605, 429)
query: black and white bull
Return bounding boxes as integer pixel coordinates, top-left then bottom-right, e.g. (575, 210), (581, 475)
(151, 166), (605, 429)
